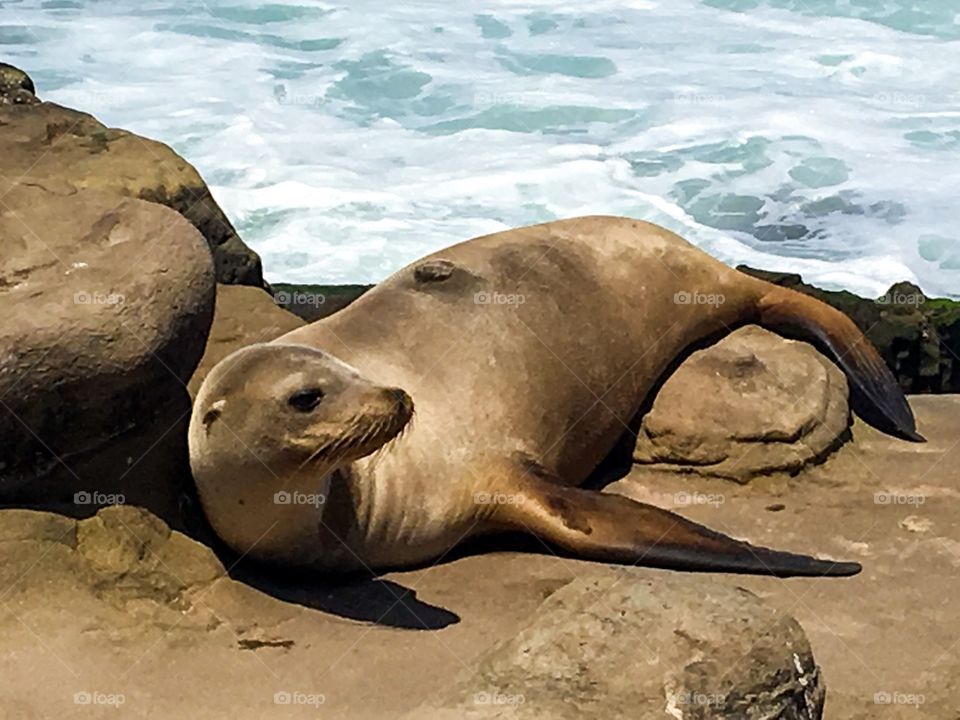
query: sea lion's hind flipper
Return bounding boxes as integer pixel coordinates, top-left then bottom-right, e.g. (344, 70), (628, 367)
(757, 286), (923, 442)
(494, 472), (860, 578)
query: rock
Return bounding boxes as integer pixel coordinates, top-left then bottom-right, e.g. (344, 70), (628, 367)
(406, 572), (824, 719)
(0, 183), (214, 522)
(0, 506), (225, 630)
(634, 326), (850, 482)
(0, 62), (38, 106)
(738, 266), (960, 394)
(0, 66), (262, 286)
(188, 284), (304, 396)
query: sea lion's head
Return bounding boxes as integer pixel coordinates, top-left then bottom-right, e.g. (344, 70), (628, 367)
(188, 343), (413, 564)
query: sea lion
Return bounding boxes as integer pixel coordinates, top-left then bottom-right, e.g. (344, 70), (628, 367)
(189, 216), (921, 577)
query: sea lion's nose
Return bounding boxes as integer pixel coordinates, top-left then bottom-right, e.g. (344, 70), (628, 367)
(385, 387), (414, 414)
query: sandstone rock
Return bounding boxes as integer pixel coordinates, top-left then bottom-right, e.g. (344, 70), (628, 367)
(634, 326), (850, 482)
(0, 506), (225, 629)
(0, 184), (214, 521)
(188, 283), (304, 396)
(407, 572), (824, 719)
(0, 64), (262, 285)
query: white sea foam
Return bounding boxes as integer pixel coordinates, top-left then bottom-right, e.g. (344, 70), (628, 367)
(3, 0), (959, 297)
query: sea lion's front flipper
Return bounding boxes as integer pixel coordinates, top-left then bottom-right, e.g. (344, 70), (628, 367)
(757, 285), (923, 442)
(493, 471), (860, 578)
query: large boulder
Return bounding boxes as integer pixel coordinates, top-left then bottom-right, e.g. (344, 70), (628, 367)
(0, 183), (215, 522)
(0, 63), (262, 286)
(634, 326), (850, 482)
(407, 573), (824, 719)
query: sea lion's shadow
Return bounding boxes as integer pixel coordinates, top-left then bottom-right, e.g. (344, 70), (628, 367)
(228, 560), (461, 630)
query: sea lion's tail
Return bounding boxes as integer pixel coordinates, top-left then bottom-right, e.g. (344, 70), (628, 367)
(755, 285), (923, 442)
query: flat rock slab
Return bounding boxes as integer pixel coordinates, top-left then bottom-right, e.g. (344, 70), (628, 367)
(0, 184), (214, 517)
(634, 326), (850, 482)
(0, 398), (957, 719)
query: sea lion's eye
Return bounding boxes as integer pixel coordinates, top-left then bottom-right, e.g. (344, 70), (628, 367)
(288, 389), (324, 412)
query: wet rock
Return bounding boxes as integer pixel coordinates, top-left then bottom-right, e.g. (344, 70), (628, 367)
(634, 326), (850, 482)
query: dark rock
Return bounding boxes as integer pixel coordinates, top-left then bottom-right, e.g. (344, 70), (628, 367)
(738, 266), (960, 393)
(0, 62), (38, 106)
(271, 282), (372, 321)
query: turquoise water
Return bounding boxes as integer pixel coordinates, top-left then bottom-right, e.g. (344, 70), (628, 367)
(3, 0), (959, 297)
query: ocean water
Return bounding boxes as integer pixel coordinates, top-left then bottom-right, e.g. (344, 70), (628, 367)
(3, 0), (959, 298)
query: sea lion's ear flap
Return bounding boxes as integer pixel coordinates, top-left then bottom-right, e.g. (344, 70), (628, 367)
(202, 399), (226, 431)
(757, 286), (924, 442)
(488, 458), (860, 578)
